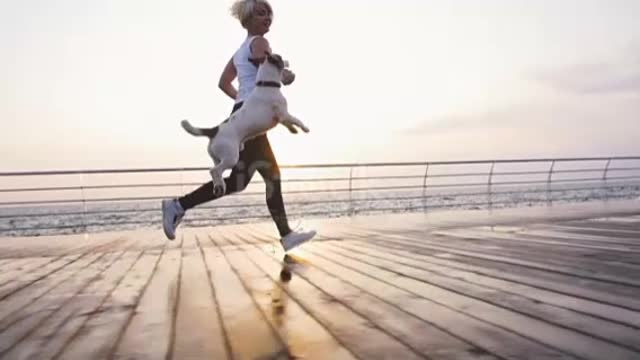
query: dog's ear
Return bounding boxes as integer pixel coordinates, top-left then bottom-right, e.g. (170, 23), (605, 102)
(248, 52), (272, 67)
(264, 51), (274, 62)
(266, 53), (285, 70)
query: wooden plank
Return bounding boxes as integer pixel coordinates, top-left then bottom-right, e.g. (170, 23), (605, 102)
(226, 232), (497, 360)
(0, 233), (125, 259)
(404, 229), (640, 274)
(0, 257), (54, 287)
(301, 242), (640, 360)
(210, 232), (426, 360)
(441, 227), (640, 252)
(243, 230), (584, 360)
(473, 225), (640, 253)
(318, 241), (640, 351)
(112, 248), (181, 360)
(0, 250), (124, 358)
(201, 234), (283, 360)
(253, 224), (640, 302)
(0, 258), (15, 270)
(562, 220), (640, 232)
(218, 233), (358, 360)
(536, 223), (640, 236)
(460, 228), (640, 267)
(336, 239), (640, 328)
(430, 229), (639, 264)
(0, 251), (140, 359)
(377, 232), (640, 296)
(354, 233), (640, 310)
(57, 249), (162, 359)
(170, 231), (229, 360)
(0, 234), (150, 332)
(433, 229), (640, 269)
(61, 234), (129, 257)
(354, 229), (640, 288)
(498, 228), (640, 247)
(0, 253), (86, 301)
(576, 217), (640, 226)
(0, 252), (104, 325)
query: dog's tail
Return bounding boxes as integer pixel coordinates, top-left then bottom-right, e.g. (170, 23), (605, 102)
(181, 120), (219, 138)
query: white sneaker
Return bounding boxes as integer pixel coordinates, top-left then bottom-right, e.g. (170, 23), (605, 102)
(162, 199), (184, 241)
(280, 229), (316, 251)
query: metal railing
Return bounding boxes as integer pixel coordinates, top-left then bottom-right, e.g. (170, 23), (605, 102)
(1, 156), (639, 236)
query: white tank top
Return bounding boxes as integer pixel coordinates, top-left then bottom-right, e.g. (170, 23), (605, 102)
(233, 35), (259, 103)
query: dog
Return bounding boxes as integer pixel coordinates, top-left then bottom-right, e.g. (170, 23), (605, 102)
(181, 53), (310, 197)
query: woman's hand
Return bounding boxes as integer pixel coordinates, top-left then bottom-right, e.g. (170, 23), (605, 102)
(218, 57), (238, 100)
(282, 69), (296, 86)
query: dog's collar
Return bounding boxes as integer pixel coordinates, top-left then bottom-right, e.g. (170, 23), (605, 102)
(256, 81), (281, 88)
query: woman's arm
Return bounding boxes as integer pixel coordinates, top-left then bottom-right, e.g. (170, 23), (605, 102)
(218, 57), (238, 100)
(251, 36), (296, 86)
(250, 36), (272, 60)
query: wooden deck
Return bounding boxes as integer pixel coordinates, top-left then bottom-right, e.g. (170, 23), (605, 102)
(0, 200), (639, 359)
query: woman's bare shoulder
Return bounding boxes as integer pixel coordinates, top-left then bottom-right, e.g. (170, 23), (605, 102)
(250, 36), (271, 56)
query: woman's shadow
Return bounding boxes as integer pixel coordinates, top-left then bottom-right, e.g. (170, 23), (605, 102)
(271, 254), (309, 326)
(271, 255), (293, 330)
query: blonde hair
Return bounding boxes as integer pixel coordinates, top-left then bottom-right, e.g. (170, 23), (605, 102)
(230, 0), (273, 28)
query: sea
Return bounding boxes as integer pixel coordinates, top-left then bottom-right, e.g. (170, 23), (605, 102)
(1, 178), (638, 237)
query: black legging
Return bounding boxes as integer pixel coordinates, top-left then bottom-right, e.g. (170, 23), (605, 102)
(178, 102), (292, 236)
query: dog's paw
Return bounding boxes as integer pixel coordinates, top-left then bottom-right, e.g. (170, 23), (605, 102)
(285, 124), (298, 134)
(213, 184), (225, 197)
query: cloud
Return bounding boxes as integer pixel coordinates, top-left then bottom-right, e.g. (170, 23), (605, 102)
(534, 58), (640, 95)
(403, 91), (639, 132)
(397, 103), (552, 136)
(394, 91), (640, 160)
(388, 45), (640, 160)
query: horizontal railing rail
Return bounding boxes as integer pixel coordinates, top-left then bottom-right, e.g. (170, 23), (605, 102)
(3, 156), (640, 177)
(1, 156), (639, 236)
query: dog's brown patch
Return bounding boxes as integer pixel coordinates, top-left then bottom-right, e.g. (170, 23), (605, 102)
(267, 53), (285, 70)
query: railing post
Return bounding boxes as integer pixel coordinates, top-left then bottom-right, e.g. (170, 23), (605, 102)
(602, 158), (612, 201)
(80, 173), (88, 233)
(487, 162), (495, 209)
(602, 158), (612, 181)
(348, 167), (354, 216)
(547, 160), (556, 205)
(422, 163), (430, 212)
(180, 168), (184, 196)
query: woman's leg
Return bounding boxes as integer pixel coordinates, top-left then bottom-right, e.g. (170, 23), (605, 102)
(162, 102), (247, 240)
(179, 133), (292, 237)
(238, 134), (292, 237)
(177, 167), (253, 210)
(245, 135), (316, 249)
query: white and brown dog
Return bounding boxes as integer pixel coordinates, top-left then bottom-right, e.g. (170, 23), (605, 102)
(181, 53), (309, 197)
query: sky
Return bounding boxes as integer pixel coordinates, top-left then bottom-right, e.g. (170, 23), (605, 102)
(1, 0), (639, 172)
